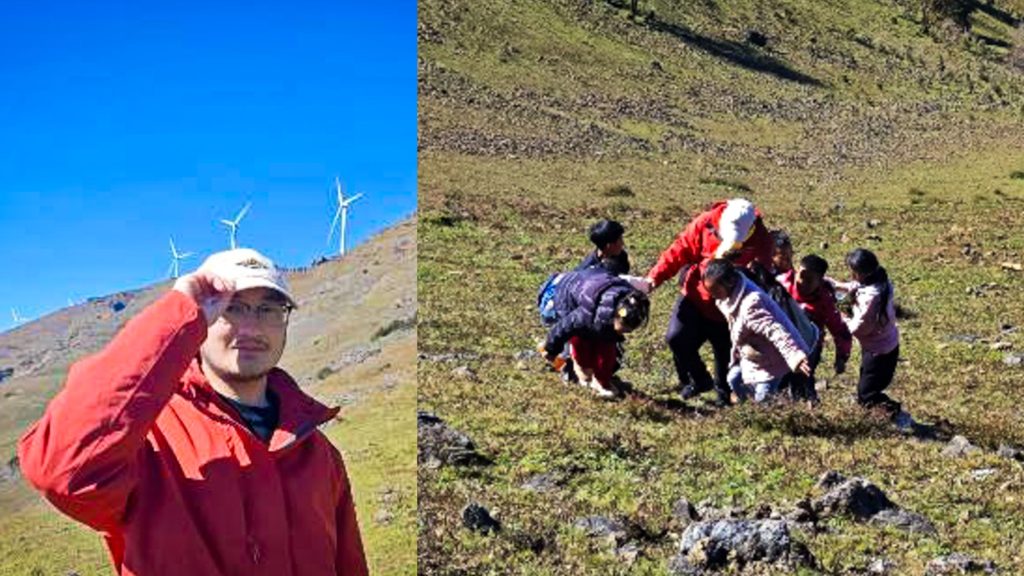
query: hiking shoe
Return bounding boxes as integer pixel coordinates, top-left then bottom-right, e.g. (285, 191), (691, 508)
(587, 380), (621, 400)
(680, 381), (711, 400)
(893, 410), (915, 432)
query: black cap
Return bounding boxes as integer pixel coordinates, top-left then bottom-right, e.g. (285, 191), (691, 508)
(589, 219), (625, 249)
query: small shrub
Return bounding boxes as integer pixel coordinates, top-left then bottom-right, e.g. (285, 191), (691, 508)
(601, 183), (635, 197)
(372, 315), (417, 341)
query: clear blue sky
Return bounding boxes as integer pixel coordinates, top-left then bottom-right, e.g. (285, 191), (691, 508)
(0, 1), (416, 331)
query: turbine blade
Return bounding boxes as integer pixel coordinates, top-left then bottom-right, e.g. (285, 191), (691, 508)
(220, 219), (235, 227)
(234, 202), (251, 224)
(343, 192), (364, 205)
(169, 237), (177, 255)
(327, 207), (342, 245)
(167, 260), (176, 278)
(180, 252), (193, 259)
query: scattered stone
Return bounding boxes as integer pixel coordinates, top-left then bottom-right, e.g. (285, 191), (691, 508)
(521, 473), (561, 493)
(989, 341), (1012, 351)
(651, 60), (665, 73)
(813, 473), (936, 535)
(451, 365), (480, 381)
(0, 456), (19, 483)
(970, 468), (996, 481)
(785, 498), (817, 524)
(867, 233), (882, 242)
(672, 498), (700, 527)
(925, 553), (996, 575)
(813, 476), (894, 520)
(1000, 261), (1023, 272)
(869, 508), (937, 535)
(515, 360), (529, 371)
(374, 509), (394, 525)
(819, 241), (829, 250)
(669, 519), (815, 574)
(462, 502), (501, 534)
(942, 435), (982, 458)
(815, 470), (847, 490)
(1000, 323), (1016, 334)
(868, 557), (896, 574)
(615, 542), (641, 565)
(866, 218), (882, 228)
(417, 411), (488, 469)
(514, 349), (539, 361)
(573, 515), (627, 544)
(947, 334), (980, 344)
(1003, 353), (1023, 367)
(0, 367), (13, 384)
(996, 444), (1024, 462)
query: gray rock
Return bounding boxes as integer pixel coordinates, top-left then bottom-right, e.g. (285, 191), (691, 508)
(996, 444), (1024, 462)
(868, 557), (896, 574)
(925, 553), (996, 575)
(785, 498), (817, 524)
(417, 411), (488, 469)
(869, 508), (937, 535)
(514, 349), (539, 360)
(520, 473), (560, 493)
(670, 519), (815, 574)
(970, 468), (997, 481)
(813, 476), (896, 520)
(615, 542), (641, 565)
(451, 365), (480, 381)
(462, 502), (500, 534)
(942, 435), (981, 458)
(1004, 353), (1024, 367)
(374, 509), (394, 525)
(672, 498), (700, 526)
(816, 470), (847, 490)
(573, 516), (627, 544)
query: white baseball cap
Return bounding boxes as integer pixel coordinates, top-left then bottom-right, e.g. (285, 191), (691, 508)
(198, 248), (297, 308)
(714, 198), (757, 258)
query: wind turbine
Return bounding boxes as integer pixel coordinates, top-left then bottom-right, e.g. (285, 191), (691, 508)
(167, 238), (194, 279)
(11, 308), (22, 324)
(327, 178), (364, 256)
(220, 202), (251, 249)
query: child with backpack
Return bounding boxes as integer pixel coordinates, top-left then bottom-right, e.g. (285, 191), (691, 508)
(703, 259), (812, 403)
(842, 249), (912, 428)
(777, 254), (853, 405)
(537, 268), (649, 399)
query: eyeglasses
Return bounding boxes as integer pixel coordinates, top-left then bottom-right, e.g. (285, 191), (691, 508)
(221, 301), (292, 327)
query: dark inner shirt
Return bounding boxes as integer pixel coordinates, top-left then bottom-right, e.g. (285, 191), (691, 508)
(219, 391), (279, 443)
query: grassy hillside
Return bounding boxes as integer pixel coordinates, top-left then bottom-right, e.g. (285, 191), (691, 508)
(418, 1), (1024, 574)
(0, 219), (416, 575)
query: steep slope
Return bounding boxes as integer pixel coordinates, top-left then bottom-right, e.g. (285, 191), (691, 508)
(418, 1), (1024, 574)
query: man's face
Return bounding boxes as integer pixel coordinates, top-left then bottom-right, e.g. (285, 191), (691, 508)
(773, 245), (793, 273)
(796, 266), (823, 296)
(604, 237), (626, 257)
(200, 288), (289, 384)
(704, 276), (732, 300)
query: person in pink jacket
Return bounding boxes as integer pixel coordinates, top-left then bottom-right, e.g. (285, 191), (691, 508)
(18, 248), (368, 576)
(703, 259), (811, 403)
(842, 248), (911, 428)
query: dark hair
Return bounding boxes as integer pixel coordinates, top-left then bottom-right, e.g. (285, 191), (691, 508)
(846, 248), (891, 325)
(589, 219), (625, 249)
(800, 254), (829, 277)
(771, 229), (792, 250)
(704, 258), (740, 289)
(615, 290), (650, 331)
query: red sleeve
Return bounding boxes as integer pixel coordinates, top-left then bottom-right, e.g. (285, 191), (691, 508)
(16, 291), (206, 532)
(335, 453), (369, 576)
(646, 213), (708, 288)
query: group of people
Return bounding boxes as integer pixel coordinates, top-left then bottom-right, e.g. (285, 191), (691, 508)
(538, 198), (910, 428)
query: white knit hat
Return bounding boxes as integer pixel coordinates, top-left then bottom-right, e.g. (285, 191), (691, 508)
(198, 248), (297, 308)
(714, 199), (757, 258)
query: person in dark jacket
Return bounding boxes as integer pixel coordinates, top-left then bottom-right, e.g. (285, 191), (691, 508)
(576, 219), (630, 276)
(541, 269), (649, 399)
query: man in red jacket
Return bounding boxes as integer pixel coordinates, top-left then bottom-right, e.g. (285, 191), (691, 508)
(641, 199), (773, 405)
(18, 248), (368, 576)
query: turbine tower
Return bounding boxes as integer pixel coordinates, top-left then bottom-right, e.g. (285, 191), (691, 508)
(327, 178), (364, 256)
(220, 202), (251, 249)
(11, 308), (22, 324)
(167, 237), (194, 279)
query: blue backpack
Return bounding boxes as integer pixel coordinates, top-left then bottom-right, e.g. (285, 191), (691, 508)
(537, 272), (565, 326)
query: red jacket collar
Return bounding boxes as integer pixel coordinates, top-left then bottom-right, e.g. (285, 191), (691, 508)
(181, 359), (340, 452)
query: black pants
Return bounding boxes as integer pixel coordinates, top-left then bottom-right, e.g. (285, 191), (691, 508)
(782, 342), (821, 402)
(858, 345), (901, 415)
(666, 296), (731, 399)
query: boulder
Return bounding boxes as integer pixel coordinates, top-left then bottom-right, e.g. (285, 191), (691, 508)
(462, 502), (500, 534)
(669, 519), (815, 574)
(942, 435), (981, 458)
(417, 411), (488, 469)
(925, 553), (996, 575)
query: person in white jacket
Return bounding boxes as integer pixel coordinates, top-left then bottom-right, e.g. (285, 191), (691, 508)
(704, 259), (811, 402)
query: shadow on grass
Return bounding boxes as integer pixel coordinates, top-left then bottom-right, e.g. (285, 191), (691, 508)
(604, 1), (825, 87)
